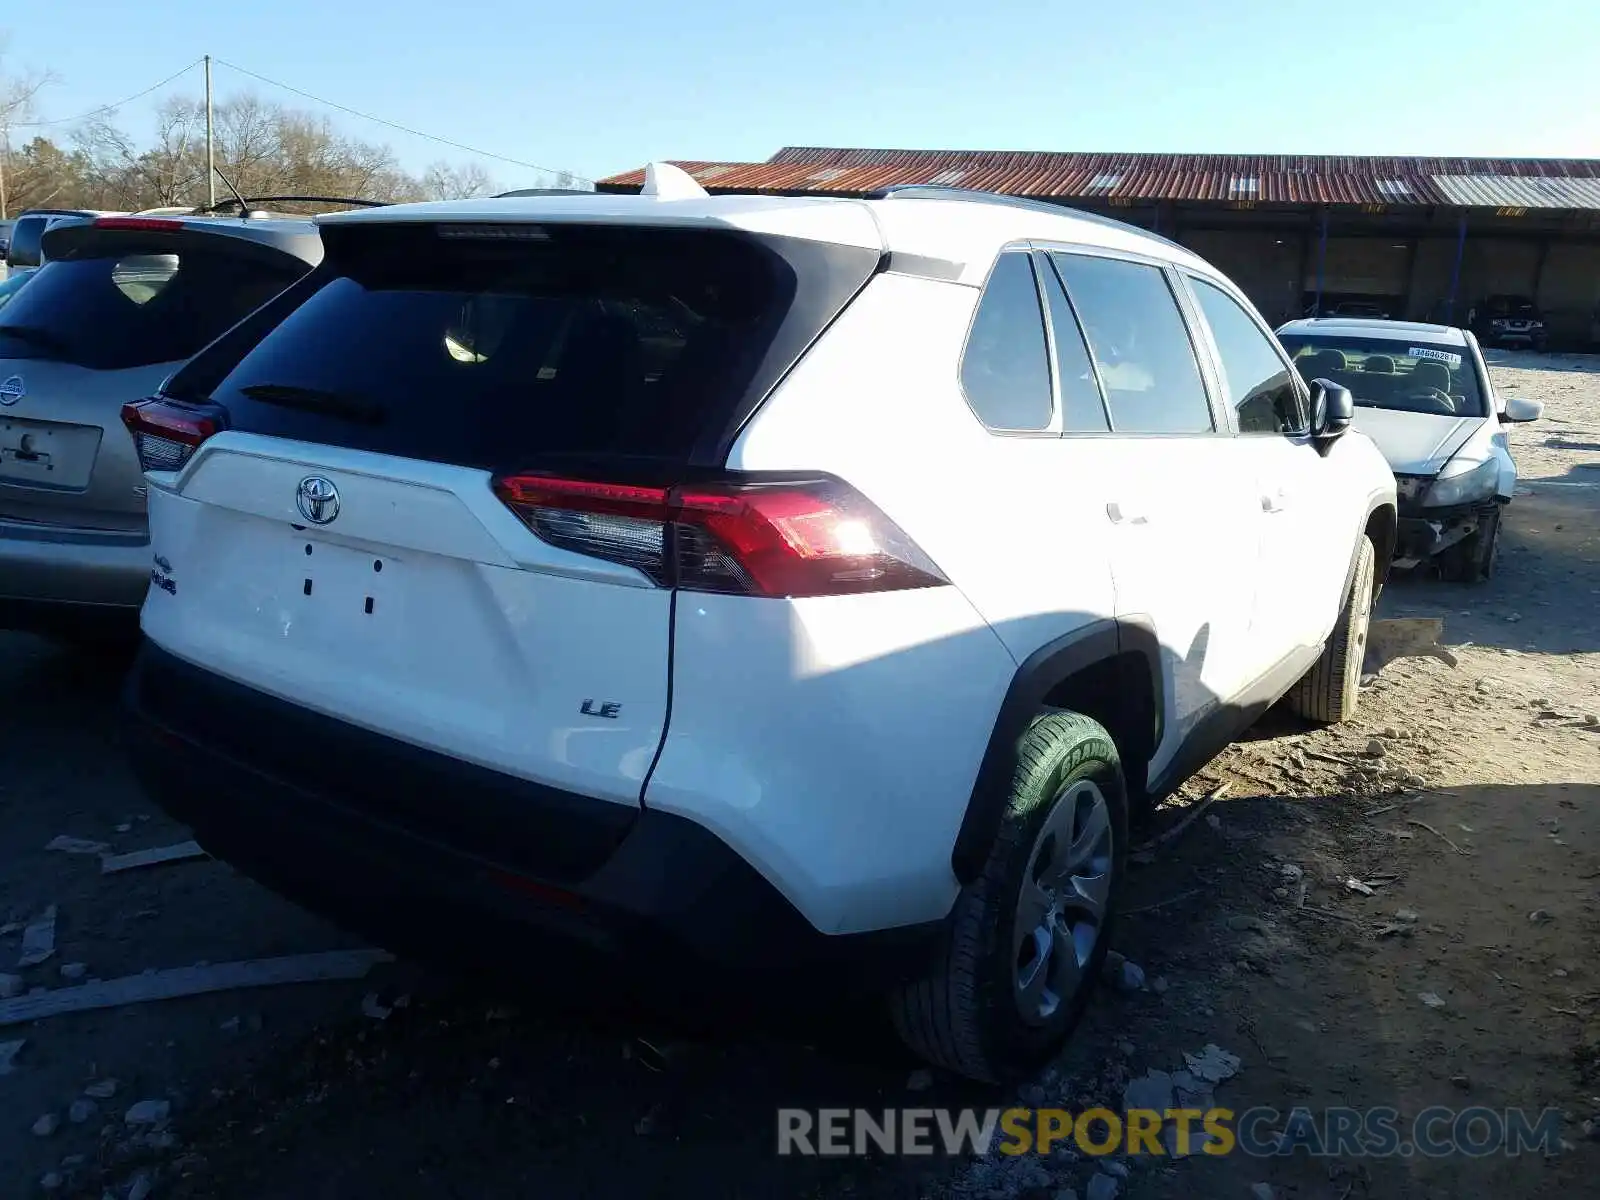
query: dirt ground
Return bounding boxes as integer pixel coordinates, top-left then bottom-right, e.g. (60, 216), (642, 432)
(2, 351), (1597, 1200)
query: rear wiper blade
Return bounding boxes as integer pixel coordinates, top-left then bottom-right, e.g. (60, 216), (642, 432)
(239, 382), (385, 425)
(0, 324), (74, 355)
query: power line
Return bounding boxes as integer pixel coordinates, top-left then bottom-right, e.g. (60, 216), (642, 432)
(12, 59), (204, 129)
(214, 58), (592, 183)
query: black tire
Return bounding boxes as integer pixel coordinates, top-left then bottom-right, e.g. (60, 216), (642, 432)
(1437, 508), (1500, 584)
(889, 710), (1127, 1084)
(1288, 534), (1375, 724)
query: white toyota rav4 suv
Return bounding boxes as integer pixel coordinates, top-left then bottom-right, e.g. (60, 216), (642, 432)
(121, 171), (1396, 1082)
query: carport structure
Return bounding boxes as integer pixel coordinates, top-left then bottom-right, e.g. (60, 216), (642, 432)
(599, 149), (1600, 346)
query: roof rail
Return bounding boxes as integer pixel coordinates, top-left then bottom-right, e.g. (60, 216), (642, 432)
(869, 184), (1188, 253)
(492, 188), (592, 198)
(193, 195), (391, 215)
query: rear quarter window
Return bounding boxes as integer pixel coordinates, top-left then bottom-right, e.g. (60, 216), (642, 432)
(959, 252), (1054, 432)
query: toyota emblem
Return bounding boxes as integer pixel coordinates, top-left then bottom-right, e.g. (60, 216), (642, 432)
(295, 476), (341, 525)
(0, 375), (24, 407)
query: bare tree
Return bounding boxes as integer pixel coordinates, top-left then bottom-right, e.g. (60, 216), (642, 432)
(1, 34), (59, 218)
(0, 135), (93, 212)
(420, 160), (495, 201)
(6, 67), (569, 217)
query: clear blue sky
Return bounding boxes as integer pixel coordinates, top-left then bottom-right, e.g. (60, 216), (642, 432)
(8, 0), (1598, 189)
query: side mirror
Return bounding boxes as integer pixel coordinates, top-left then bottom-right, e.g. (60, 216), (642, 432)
(1500, 395), (1543, 423)
(1309, 378), (1354, 442)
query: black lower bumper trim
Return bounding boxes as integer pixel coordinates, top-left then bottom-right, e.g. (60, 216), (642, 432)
(122, 642), (940, 996)
(0, 597), (141, 642)
(1396, 500), (1497, 559)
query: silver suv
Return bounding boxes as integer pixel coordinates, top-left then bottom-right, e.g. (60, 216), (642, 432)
(0, 212), (323, 640)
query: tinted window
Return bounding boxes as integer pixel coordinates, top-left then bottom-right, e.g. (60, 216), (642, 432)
(0, 272), (33, 312)
(1277, 333), (1487, 418)
(1051, 253), (1212, 434)
(1039, 255), (1110, 433)
(1190, 278), (1304, 434)
(173, 224), (806, 470)
(960, 252), (1052, 431)
(0, 249), (303, 371)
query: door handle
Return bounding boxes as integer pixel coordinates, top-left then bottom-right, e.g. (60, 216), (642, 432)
(1261, 490), (1288, 514)
(1106, 501), (1150, 526)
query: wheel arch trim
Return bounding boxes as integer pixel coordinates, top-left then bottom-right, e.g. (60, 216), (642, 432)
(950, 618), (1163, 884)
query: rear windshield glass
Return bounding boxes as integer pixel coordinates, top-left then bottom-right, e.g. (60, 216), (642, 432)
(173, 224), (798, 470)
(0, 249), (304, 371)
(1277, 334), (1486, 418)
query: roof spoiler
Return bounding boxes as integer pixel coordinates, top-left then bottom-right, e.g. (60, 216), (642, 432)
(193, 196), (391, 216)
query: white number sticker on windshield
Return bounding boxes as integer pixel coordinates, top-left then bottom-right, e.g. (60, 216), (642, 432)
(1409, 346), (1462, 368)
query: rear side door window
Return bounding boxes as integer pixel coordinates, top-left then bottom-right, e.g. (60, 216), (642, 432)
(1037, 254), (1111, 433)
(1188, 277), (1307, 435)
(1050, 252), (1213, 435)
(959, 251), (1054, 432)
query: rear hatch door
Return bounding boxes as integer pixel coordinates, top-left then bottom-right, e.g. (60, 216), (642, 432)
(0, 224), (309, 533)
(139, 215), (885, 822)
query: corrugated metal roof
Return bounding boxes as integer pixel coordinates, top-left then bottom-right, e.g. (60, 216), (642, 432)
(1430, 174), (1600, 209)
(598, 149), (1600, 210)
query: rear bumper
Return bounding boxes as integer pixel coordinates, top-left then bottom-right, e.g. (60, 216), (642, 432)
(1485, 330), (1546, 348)
(122, 641), (940, 999)
(0, 517), (149, 625)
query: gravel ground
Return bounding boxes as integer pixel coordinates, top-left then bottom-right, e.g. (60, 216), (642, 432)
(1, 351), (1596, 1200)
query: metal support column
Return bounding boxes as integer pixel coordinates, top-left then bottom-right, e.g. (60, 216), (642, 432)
(1446, 214), (1467, 322)
(1295, 224), (1313, 318)
(1531, 237), (1551, 304)
(1313, 208), (1329, 316)
(1400, 238), (1420, 321)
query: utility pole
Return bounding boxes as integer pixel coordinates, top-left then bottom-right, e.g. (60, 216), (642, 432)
(204, 55), (215, 208)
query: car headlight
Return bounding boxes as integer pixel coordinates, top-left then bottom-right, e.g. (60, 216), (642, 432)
(1424, 457), (1499, 507)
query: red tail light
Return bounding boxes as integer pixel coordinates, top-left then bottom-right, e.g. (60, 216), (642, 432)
(95, 217), (185, 231)
(493, 474), (948, 597)
(120, 398), (225, 472)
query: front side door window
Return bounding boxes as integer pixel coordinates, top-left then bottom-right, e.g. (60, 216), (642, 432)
(1188, 277), (1306, 435)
